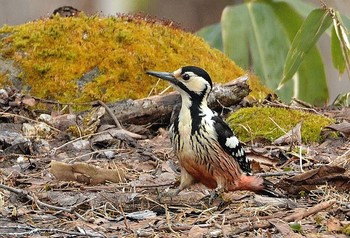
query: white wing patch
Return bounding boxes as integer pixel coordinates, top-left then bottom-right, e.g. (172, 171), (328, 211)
(235, 148), (244, 157)
(225, 136), (239, 149)
(236, 149), (241, 157)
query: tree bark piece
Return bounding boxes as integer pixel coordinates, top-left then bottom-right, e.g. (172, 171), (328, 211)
(100, 76), (250, 125)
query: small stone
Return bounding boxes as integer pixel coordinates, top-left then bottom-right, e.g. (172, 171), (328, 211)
(72, 139), (90, 150)
(0, 89), (9, 100)
(38, 114), (52, 124)
(22, 122), (51, 138)
(102, 150), (115, 159)
(22, 123), (37, 137)
(35, 122), (51, 137)
(16, 156), (26, 164)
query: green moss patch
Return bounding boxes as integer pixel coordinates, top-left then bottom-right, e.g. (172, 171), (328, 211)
(227, 107), (334, 143)
(0, 14), (246, 105)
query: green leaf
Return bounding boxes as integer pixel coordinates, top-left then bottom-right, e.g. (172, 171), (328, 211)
(296, 47), (328, 105)
(221, 4), (250, 69)
(247, 3), (291, 90)
(290, 222), (303, 233)
(332, 26), (346, 73)
(277, 0), (316, 18)
(199, 1), (331, 105)
(279, 9), (333, 89)
(222, 2), (290, 91)
(333, 92), (350, 107)
(271, 2), (328, 105)
(331, 10), (350, 76)
(196, 23), (223, 51)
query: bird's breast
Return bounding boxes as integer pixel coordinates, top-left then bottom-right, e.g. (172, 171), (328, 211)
(171, 106), (218, 161)
(176, 122), (194, 158)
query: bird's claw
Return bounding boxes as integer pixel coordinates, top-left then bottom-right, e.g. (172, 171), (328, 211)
(208, 189), (219, 205)
(200, 188), (224, 205)
(157, 188), (180, 201)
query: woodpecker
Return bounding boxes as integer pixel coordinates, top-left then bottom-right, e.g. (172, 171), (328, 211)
(146, 66), (276, 197)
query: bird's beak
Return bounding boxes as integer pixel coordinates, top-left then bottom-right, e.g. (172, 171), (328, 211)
(146, 71), (178, 85)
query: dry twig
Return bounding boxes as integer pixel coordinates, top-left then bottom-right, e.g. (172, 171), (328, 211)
(0, 225), (105, 237)
(97, 100), (123, 129)
(0, 183), (73, 213)
(0, 112), (61, 132)
(232, 200), (336, 235)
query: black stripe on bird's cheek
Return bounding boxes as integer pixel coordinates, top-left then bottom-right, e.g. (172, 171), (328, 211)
(189, 85), (208, 135)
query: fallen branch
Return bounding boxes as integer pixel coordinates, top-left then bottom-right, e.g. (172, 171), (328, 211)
(97, 100), (123, 129)
(232, 200), (336, 235)
(98, 76), (250, 125)
(0, 183), (73, 213)
(0, 112), (61, 133)
(255, 171), (301, 177)
(283, 199), (336, 222)
(227, 211), (285, 223)
(0, 226), (105, 237)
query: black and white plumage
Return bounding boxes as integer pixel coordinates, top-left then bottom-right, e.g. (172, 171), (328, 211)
(212, 115), (251, 173)
(146, 66), (273, 195)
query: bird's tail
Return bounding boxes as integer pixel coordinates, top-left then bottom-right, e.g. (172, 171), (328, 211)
(257, 178), (285, 198)
(235, 175), (285, 197)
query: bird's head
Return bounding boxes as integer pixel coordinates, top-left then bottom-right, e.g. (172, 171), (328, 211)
(146, 66), (212, 103)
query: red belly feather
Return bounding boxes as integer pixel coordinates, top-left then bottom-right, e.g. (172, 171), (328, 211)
(180, 156), (217, 189)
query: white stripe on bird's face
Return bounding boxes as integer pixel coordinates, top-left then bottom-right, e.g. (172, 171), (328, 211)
(172, 68), (211, 97)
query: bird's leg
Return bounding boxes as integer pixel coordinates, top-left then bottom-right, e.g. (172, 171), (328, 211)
(208, 185), (225, 205)
(161, 168), (195, 197)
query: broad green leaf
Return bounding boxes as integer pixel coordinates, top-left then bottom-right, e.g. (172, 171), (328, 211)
(221, 4), (250, 69)
(279, 9), (333, 89)
(331, 10), (350, 76)
(271, 2), (328, 105)
(296, 48), (328, 105)
(222, 2), (290, 92)
(246, 3), (291, 90)
(332, 26), (346, 73)
(320, 8), (350, 37)
(196, 23), (223, 51)
(333, 92), (350, 107)
(276, 0), (316, 18)
(270, 2), (305, 39)
(199, 1), (331, 105)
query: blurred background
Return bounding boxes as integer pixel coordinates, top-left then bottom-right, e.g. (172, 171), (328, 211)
(0, 0), (240, 31)
(1, 0), (349, 33)
(0, 0), (349, 102)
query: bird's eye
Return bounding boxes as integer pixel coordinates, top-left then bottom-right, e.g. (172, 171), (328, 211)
(182, 73), (190, 80)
